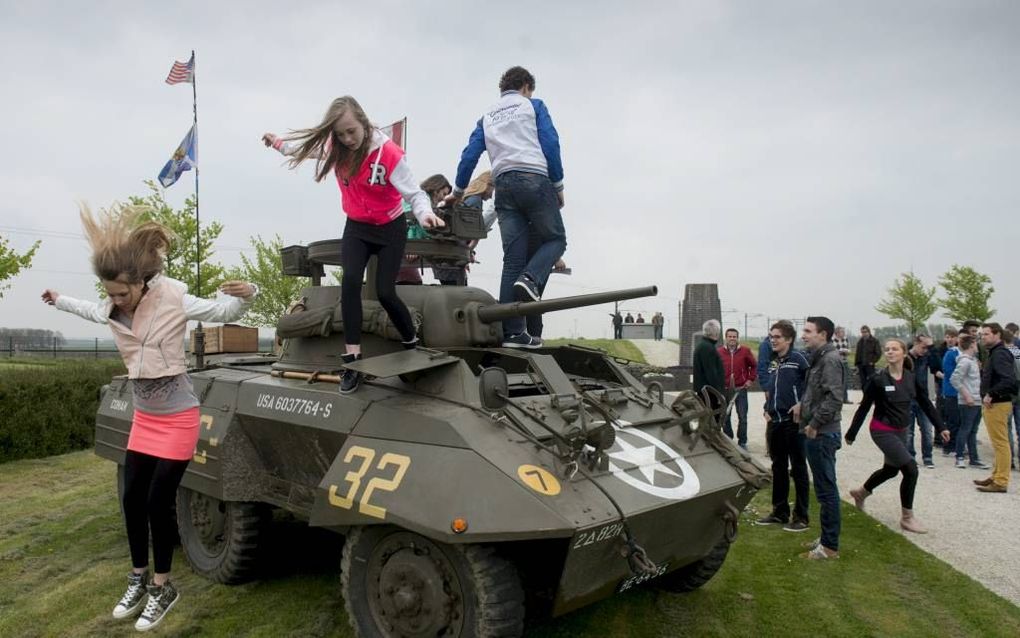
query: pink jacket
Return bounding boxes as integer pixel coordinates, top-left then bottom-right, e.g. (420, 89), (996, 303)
(55, 275), (254, 379)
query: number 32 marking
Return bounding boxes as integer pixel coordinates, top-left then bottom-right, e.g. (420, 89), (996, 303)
(328, 446), (411, 520)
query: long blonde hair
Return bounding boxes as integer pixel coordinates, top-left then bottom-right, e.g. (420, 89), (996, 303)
(284, 96), (374, 182)
(79, 203), (172, 283)
(462, 171), (492, 199)
(884, 338), (913, 371)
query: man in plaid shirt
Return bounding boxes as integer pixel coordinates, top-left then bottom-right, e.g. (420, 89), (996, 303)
(833, 326), (852, 404)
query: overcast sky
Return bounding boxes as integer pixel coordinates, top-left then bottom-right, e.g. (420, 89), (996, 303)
(1, 1), (1018, 342)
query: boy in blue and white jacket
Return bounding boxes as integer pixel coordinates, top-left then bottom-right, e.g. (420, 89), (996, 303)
(448, 66), (566, 349)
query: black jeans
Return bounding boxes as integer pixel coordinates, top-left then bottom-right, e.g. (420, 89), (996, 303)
(767, 420), (810, 523)
(123, 450), (190, 574)
(341, 218), (416, 345)
(857, 364), (875, 391)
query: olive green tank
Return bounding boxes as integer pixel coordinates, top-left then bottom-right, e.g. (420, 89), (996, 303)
(94, 204), (769, 637)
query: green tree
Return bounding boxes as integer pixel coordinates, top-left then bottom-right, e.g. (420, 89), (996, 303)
(129, 180), (225, 298)
(226, 235), (309, 327)
(875, 272), (938, 334)
(938, 265), (994, 324)
(0, 234), (40, 299)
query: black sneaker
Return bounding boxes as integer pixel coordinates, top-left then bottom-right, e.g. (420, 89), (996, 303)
(783, 519), (809, 533)
(339, 353), (362, 394)
(502, 332), (542, 349)
(401, 337), (420, 350)
(924, 460), (935, 469)
(135, 580), (179, 631)
(754, 513), (788, 526)
(112, 570), (148, 619)
(513, 274), (541, 302)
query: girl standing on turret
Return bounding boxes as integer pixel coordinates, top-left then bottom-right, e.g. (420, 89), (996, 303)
(263, 96), (444, 393)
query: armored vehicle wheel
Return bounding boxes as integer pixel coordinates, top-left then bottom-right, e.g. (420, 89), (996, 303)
(176, 487), (269, 584)
(341, 526), (525, 638)
(654, 538), (731, 593)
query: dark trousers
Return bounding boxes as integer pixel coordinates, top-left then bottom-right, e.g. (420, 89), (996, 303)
(123, 450), (190, 574)
(942, 395), (960, 454)
(767, 421), (810, 523)
(341, 221), (417, 345)
(613, 325), (622, 339)
(723, 388), (749, 447)
(806, 433), (842, 551)
(495, 171), (567, 335)
(857, 364), (875, 391)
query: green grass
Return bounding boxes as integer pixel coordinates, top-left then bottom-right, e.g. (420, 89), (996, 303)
(2, 451), (1018, 637)
(545, 339), (647, 364)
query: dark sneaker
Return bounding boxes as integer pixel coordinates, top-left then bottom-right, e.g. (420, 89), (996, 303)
(513, 275), (541, 302)
(135, 580), (179, 631)
(339, 354), (362, 394)
(112, 570), (148, 619)
(754, 513), (788, 526)
(970, 461), (990, 470)
(923, 460), (935, 469)
(502, 332), (542, 349)
(783, 519), (809, 533)
(401, 337), (419, 350)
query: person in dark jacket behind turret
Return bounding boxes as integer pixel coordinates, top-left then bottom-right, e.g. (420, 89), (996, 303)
(855, 325), (882, 391)
(755, 321), (811, 532)
(795, 316), (845, 560)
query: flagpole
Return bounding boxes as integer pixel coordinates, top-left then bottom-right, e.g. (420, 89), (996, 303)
(191, 50), (200, 298)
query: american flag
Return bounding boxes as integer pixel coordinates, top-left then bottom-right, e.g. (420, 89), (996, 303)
(165, 53), (194, 85)
(381, 118), (406, 149)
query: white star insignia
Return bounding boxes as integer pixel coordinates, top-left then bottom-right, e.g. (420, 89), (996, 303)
(608, 433), (681, 484)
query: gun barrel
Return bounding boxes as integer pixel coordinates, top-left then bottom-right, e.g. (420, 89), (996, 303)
(476, 286), (658, 324)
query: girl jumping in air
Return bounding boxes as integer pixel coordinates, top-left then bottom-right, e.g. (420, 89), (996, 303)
(845, 338), (949, 534)
(42, 204), (257, 631)
(262, 95), (444, 393)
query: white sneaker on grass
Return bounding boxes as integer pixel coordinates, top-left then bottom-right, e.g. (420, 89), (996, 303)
(112, 571), (148, 619)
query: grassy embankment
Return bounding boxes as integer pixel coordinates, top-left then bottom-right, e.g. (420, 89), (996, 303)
(544, 338), (646, 363)
(2, 451), (1018, 637)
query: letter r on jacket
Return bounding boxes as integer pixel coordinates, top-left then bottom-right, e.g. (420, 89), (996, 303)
(368, 163), (388, 186)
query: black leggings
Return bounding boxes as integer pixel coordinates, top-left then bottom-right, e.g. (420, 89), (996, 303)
(123, 450), (189, 574)
(864, 461), (919, 509)
(341, 224), (416, 345)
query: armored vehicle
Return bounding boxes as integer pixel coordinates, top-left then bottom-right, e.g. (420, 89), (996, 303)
(95, 205), (769, 637)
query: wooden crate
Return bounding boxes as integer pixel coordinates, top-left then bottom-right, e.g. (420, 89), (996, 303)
(189, 324), (258, 354)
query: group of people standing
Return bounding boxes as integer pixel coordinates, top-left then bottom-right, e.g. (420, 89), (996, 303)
(610, 311), (665, 339)
(693, 316), (1020, 561)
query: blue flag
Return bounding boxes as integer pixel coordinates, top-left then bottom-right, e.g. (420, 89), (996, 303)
(158, 124), (198, 188)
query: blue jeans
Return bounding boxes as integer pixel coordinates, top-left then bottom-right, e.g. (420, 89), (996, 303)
(956, 404), (983, 464)
(494, 171), (567, 335)
(907, 402), (934, 464)
(805, 432), (842, 552)
(723, 388), (749, 447)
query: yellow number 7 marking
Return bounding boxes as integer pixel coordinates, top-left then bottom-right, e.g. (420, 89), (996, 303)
(328, 446), (411, 520)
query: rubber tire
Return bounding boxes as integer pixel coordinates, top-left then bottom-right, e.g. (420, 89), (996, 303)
(653, 538), (731, 593)
(176, 487), (269, 584)
(341, 526), (525, 638)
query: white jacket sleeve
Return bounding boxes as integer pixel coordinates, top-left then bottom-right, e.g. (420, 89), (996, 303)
(949, 359), (967, 393)
(273, 138), (325, 159)
(54, 295), (109, 324)
(389, 157), (433, 224)
(183, 288), (257, 323)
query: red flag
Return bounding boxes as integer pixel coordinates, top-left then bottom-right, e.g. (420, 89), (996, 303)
(165, 53), (194, 85)
(381, 118), (406, 149)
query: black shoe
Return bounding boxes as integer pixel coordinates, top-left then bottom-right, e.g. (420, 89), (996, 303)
(340, 353), (362, 394)
(783, 519), (810, 533)
(502, 332), (542, 349)
(513, 274), (541, 302)
(401, 337), (420, 350)
(754, 513), (788, 526)
(135, 580), (179, 631)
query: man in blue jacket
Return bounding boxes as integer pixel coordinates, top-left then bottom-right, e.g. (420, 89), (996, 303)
(448, 66), (566, 349)
(756, 321), (811, 533)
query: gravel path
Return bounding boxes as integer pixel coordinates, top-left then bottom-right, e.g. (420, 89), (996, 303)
(730, 389), (1020, 607)
(630, 339), (679, 367)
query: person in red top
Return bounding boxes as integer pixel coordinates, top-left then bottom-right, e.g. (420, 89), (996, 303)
(263, 96), (445, 393)
(718, 328), (758, 450)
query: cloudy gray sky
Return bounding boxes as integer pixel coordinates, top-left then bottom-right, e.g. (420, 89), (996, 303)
(2, 1), (1018, 341)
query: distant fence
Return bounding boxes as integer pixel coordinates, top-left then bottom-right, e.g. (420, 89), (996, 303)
(1, 336), (276, 360)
